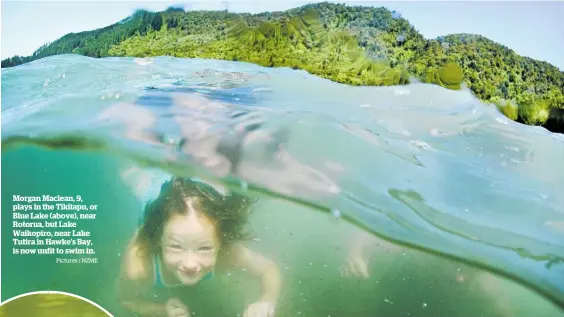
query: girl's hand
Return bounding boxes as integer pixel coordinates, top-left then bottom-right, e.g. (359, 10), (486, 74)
(165, 298), (190, 317)
(243, 301), (275, 317)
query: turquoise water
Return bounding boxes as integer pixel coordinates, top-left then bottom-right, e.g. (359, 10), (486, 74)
(2, 54), (564, 316)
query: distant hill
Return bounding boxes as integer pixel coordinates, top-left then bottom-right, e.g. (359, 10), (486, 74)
(2, 2), (563, 132)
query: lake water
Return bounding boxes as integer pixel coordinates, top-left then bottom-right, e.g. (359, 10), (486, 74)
(2, 54), (563, 316)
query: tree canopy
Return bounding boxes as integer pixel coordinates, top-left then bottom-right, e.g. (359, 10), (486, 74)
(3, 2), (563, 132)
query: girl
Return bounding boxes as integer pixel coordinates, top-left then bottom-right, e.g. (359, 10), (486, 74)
(116, 177), (281, 317)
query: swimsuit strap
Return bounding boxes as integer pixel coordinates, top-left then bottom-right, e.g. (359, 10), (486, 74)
(153, 255), (166, 289)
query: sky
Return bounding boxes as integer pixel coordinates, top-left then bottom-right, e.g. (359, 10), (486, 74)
(1, 0), (563, 70)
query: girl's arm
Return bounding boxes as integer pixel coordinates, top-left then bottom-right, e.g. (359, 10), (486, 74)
(116, 230), (179, 317)
(222, 243), (281, 304)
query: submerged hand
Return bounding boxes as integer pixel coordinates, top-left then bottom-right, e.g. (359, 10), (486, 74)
(341, 253), (370, 279)
(243, 301), (275, 317)
(165, 298), (189, 317)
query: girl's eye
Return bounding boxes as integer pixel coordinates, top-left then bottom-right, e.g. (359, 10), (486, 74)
(167, 244), (182, 250)
(200, 246), (213, 251)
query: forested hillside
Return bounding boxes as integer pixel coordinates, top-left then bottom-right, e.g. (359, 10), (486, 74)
(2, 2), (563, 132)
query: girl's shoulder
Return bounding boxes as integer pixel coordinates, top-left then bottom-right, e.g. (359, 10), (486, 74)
(121, 229), (155, 283)
(116, 231), (157, 301)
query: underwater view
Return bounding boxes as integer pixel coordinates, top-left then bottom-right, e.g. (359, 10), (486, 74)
(2, 1), (564, 317)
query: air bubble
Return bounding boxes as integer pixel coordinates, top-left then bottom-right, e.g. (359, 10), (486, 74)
(240, 180), (248, 193)
(331, 209), (341, 219)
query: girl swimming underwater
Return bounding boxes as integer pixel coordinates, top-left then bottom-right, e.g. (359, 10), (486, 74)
(116, 177), (281, 317)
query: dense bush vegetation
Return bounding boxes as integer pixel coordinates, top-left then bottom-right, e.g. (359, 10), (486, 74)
(3, 2), (563, 131)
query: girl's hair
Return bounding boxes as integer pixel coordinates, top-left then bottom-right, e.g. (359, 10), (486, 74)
(136, 177), (255, 255)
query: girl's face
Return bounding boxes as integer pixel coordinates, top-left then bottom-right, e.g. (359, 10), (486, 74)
(160, 198), (220, 285)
